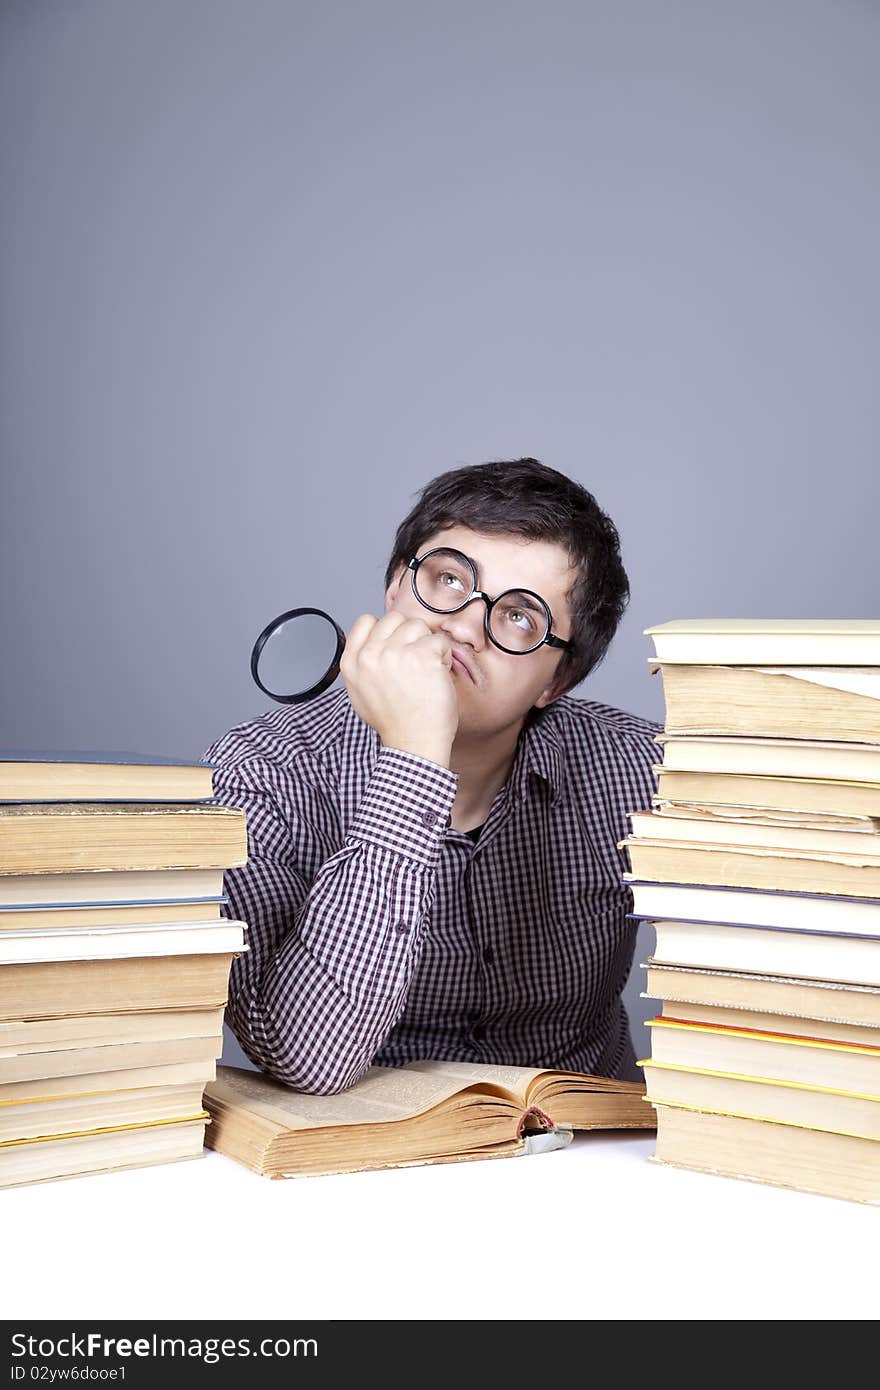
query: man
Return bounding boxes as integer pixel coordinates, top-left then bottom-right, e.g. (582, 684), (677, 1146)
(203, 458), (661, 1093)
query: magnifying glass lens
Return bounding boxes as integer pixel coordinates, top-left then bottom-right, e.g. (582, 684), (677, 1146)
(251, 608), (346, 704)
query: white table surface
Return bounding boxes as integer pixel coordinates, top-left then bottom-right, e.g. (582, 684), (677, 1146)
(3, 1129), (876, 1322)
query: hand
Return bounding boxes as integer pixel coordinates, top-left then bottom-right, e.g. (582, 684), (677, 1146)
(340, 611), (458, 766)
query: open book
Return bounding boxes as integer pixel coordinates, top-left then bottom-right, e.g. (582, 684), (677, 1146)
(203, 1060), (653, 1178)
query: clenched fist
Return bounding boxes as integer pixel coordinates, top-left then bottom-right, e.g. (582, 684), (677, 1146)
(340, 611), (458, 767)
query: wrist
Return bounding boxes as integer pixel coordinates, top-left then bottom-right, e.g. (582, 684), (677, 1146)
(380, 733), (453, 769)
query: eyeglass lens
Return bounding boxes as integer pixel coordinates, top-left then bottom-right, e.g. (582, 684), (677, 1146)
(413, 549), (550, 653)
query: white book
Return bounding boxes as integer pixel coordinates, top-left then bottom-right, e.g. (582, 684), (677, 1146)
(643, 618), (880, 667)
(0, 919), (247, 964)
(649, 919), (880, 986)
(627, 879), (880, 938)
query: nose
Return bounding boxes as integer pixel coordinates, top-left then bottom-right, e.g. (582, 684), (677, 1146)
(437, 594), (488, 650)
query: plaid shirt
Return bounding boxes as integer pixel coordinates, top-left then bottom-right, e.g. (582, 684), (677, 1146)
(203, 687), (660, 1092)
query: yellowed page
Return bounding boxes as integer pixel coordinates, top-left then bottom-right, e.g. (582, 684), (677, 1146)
(207, 1060), (545, 1131)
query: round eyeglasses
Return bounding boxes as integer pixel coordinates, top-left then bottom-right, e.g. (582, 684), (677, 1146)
(408, 547), (574, 656)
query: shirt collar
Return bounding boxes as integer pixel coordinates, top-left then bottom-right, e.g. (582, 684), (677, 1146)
(510, 703), (567, 806)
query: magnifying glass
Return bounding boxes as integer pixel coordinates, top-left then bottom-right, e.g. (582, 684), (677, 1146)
(250, 608), (347, 704)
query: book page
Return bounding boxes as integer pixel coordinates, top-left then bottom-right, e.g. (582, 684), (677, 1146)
(208, 1060), (545, 1131)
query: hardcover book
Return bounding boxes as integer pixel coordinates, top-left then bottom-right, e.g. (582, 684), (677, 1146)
(645, 1016), (880, 1091)
(0, 868), (227, 910)
(650, 1104), (880, 1205)
(0, 951), (240, 1020)
(0, 918), (247, 964)
(645, 919), (880, 985)
(641, 961), (880, 1026)
(655, 733), (880, 783)
(622, 834), (880, 899)
(648, 663), (880, 744)
(641, 1064), (880, 1141)
(0, 803), (247, 875)
(627, 879), (880, 936)
(0, 1118), (208, 1189)
(653, 767), (880, 817)
(643, 618), (880, 667)
(0, 750), (215, 803)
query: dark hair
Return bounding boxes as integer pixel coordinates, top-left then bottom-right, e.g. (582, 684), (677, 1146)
(384, 458), (630, 697)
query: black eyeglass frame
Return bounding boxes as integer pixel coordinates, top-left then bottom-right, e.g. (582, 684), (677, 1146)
(407, 548), (574, 656)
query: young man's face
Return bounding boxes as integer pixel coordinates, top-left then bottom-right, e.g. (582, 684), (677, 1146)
(385, 525), (577, 738)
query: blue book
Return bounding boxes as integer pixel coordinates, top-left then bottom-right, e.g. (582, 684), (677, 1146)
(0, 749), (215, 803)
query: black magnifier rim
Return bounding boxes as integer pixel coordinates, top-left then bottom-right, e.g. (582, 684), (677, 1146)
(250, 607), (346, 705)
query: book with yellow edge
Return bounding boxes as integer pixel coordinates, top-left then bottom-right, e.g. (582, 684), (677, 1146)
(654, 999), (880, 1045)
(641, 1063), (880, 1141)
(0, 1082), (210, 1143)
(646, 1017), (880, 1091)
(0, 1117), (208, 1189)
(203, 1060), (653, 1178)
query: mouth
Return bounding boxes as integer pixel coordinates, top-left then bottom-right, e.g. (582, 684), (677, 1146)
(450, 651), (475, 683)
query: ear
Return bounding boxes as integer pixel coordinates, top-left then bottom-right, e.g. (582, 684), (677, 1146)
(384, 562), (407, 613)
(534, 679), (566, 710)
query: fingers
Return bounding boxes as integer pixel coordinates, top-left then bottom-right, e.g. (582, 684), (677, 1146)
(341, 611), (452, 677)
(342, 613), (380, 667)
(342, 611), (421, 673)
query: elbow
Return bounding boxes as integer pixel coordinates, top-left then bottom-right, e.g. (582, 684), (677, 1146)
(228, 1026), (369, 1096)
(279, 1070), (361, 1097)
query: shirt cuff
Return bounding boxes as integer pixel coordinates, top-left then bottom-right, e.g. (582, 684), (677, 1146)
(346, 746), (458, 865)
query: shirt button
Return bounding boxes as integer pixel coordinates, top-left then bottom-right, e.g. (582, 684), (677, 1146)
(472, 1024), (486, 1042)
(482, 947), (495, 966)
(421, 810), (439, 828)
(393, 920), (410, 935)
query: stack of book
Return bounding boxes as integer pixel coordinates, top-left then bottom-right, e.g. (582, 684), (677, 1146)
(620, 619), (880, 1205)
(0, 751), (248, 1188)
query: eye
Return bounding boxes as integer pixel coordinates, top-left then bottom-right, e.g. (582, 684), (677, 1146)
(438, 570), (466, 590)
(504, 607), (536, 632)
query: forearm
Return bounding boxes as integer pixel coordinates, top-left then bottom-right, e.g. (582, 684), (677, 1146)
(224, 748), (457, 1093)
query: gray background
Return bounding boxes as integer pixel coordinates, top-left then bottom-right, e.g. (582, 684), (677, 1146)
(2, 0), (878, 1071)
